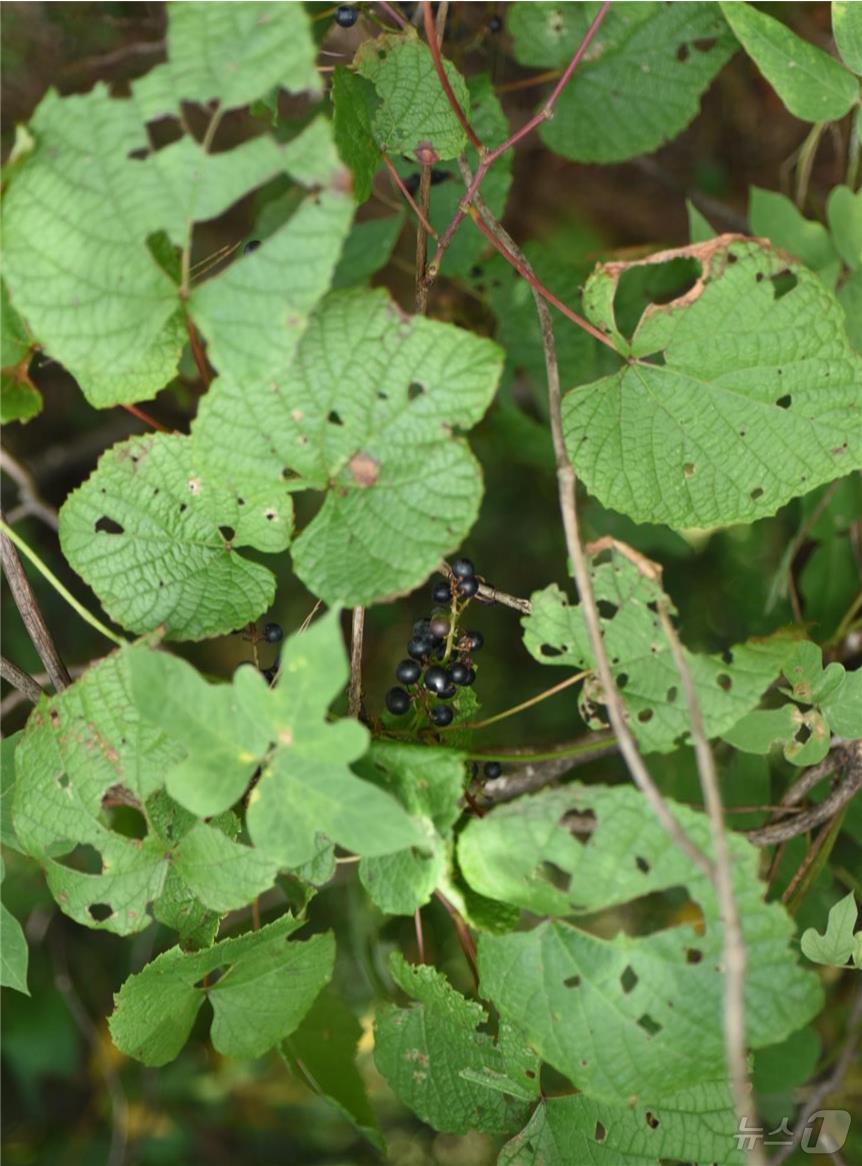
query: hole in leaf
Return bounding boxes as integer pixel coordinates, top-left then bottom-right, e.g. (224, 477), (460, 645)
(219, 525), (235, 543)
(637, 1013), (662, 1037)
(693, 36), (717, 51)
(58, 844), (103, 874)
(564, 974), (581, 988)
(327, 410), (344, 426)
(775, 394), (792, 409)
(377, 390), (388, 400)
(408, 381), (425, 401)
(594, 1121), (607, 1142)
(58, 773), (70, 789)
(676, 43), (690, 62)
(596, 599), (618, 620)
(108, 805), (148, 840)
(617, 673), (629, 690)
(620, 965), (638, 994)
(281, 468), (299, 481)
(88, 902), (113, 922)
(769, 270), (798, 300)
(614, 257), (701, 339)
(716, 673), (732, 692)
(685, 947), (703, 964)
(525, 1069), (536, 1079)
(666, 686), (678, 703)
(722, 649), (734, 665)
(683, 462), (695, 478)
(645, 1111), (660, 1129)
(637, 708), (654, 723)
(539, 860), (572, 892)
(750, 487), (764, 501)
(540, 643), (563, 658)
(194, 966), (225, 990)
(94, 516), (124, 535)
(635, 855), (651, 874)
(795, 722), (812, 744)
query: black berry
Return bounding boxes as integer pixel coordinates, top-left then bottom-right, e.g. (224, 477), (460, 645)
(483, 761), (502, 779)
(263, 622), (283, 644)
(438, 681), (457, 700)
(335, 5), (359, 27)
(396, 658), (421, 685)
(431, 580), (452, 604)
(463, 630), (484, 652)
(424, 666), (450, 695)
(451, 557), (475, 579)
(430, 168), (452, 185)
(407, 635), (434, 660)
(243, 239), (261, 255)
(449, 662), (475, 686)
(457, 576), (479, 598)
(430, 704), (454, 727)
(386, 686), (411, 715)
(262, 665), (278, 685)
(488, 15), (503, 33)
(413, 618), (433, 638)
(430, 616), (450, 639)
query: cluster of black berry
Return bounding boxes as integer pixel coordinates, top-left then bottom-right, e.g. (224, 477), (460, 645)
(385, 557), (485, 728)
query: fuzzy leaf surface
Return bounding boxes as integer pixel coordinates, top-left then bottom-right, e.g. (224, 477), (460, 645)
(564, 237), (862, 528)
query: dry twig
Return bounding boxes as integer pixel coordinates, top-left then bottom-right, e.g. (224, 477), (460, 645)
(1, 521), (71, 692)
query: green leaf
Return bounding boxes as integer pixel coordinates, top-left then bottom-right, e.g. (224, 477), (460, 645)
(687, 200), (716, 244)
(12, 648), (277, 934)
(374, 952), (539, 1135)
(1, 734), (23, 852)
(331, 213), (404, 289)
(827, 184), (862, 269)
(109, 915), (334, 1065)
(283, 987), (383, 1148)
(1, 282), (41, 424)
(0, 860), (29, 995)
(189, 119), (354, 386)
(354, 31), (470, 161)
(132, 1), (320, 118)
(833, 2), (862, 74)
(193, 288), (503, 606)
(130, 612), (421, 868)
(839, 266), (862, 349)
(59, 433), (288, 640)
(508, 2), (736, 163)
(499, 1085), (744, 1165)
(720, 2), (859, 123)
(564, 237), (862, 529)
(2, 86), (186, 407)
(463, 783), (823, 1104)
(356, 742), (465, 915)
(331, 67), (380, 204)
(800, 892), (860, 967)
(722, 704), (801, 755)
(821, 668), (862, 738)
(753, 1025), (821, 1095)
(749, 186), (841, 287)
(522, 550), (795, 753)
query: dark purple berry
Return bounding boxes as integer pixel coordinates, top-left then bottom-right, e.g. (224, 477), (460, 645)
(451, 557), (475, 579)
(386, 687), (411, 715)
(424, 666), (450, 695)
(450, 662), (475, 686)
(457, 576), (479, 598)
(413, 618), (433, 638)
(438, 681), (457, 700)
(396, 658), (421, 685)
(483, 761), (502, 779)
(431, 580), (452, 604)
(335, 5), (359, 27)
(430, 704), (454, 727)
(263, 622), (283, 644)
(243, 239), (261, 255)
(463, 630), (484, 652)
(430, 616), (450, 639)
(407, 635), (434, 660)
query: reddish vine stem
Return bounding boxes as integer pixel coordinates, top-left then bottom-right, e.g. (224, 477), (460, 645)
(121, 402), (170, 433)
(185, 317), (212, 388)
(421, 1), (483, 151)
(382, 154), (438, 237)
(377, 0), (407, 29)
(423, 0), (612, 285)
(434, 890), (479, 987)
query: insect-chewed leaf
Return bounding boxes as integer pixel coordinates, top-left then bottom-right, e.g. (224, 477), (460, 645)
(374, 953), (539, 1135)
(59, 433), (288, 640)
(12, 648), (277, 935)
(109, 915), (333, 1066)
(508, 2), (735, 163)
(192, 288), (503, 606)
(460, 783), (823, 1105)
(564, 237), (862, 529)
(523, 548), (795, 752)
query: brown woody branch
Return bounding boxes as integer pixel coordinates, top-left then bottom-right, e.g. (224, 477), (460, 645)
(0, 520), (71, 692)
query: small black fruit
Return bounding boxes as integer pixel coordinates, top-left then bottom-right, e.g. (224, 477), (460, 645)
(386, 687), (411, 715)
